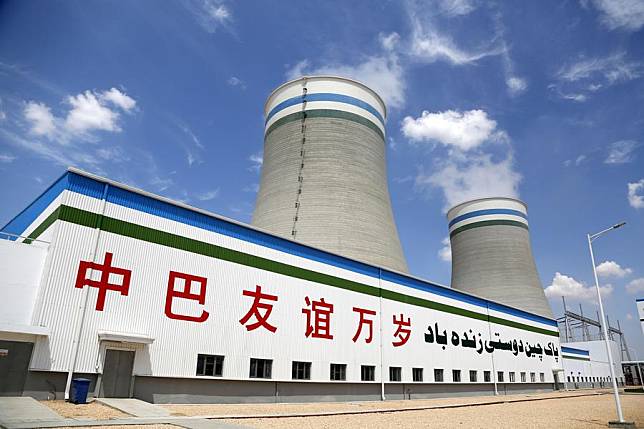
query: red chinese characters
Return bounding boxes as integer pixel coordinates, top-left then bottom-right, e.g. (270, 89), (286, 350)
(74, 252), (132, 311)
(239, 285), (279, 332)
(352, 307), (376, 343)
(165, 271), (209, 323)
(302, 296), (334, 339)
(392, 313), (411, 347)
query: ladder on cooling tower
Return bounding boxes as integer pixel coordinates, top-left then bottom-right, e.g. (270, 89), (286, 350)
(291, 80), (307, 239)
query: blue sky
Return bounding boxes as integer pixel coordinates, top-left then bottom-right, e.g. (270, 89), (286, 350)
(1, 0), (643, 356)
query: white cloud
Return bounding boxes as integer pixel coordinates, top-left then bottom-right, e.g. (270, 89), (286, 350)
(24, 101), (56, 137)
(402, 109), (501, 151)
(243, 183), (259, 193)
(506, 76), (527, 95)
(196, 188), (220, 201)
(227, 76), (246, 89)
(418, 153), (521, 210)
(438, 0), (477, 16)
(605, 140), (639, 165)
(553, 52), (641, 101)
(100, 87), (136, 112)
(0, 153), (16, 163)
(584, 0), (644, 31)
(626, 313), (633, 320)
(544, 272), (612, 302)
(596, 260), (633, 278)
(0, 111), (6, 121)
(628, 179), (644, 209)
(411, 25), (503, 66)
(438, 236), (452, 262)
(184, 0), (233, 33)
(287, 33), (406, 109)
(65, 90), (121, 134)
(626, 278), (644, 294)
(248, 152), (263, 173)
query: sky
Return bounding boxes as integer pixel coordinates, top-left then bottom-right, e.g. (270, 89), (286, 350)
(0, 0), (643, 357)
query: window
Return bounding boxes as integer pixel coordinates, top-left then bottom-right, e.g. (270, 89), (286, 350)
(292, 361), (311, 380)
(196, 354), (224, 377)
(497, 371), (504, 382)
(469, 370), (477, 382)
(484, 371), (491, 382)
(452, 370), (461, 382)
(567, 376), (571, 383)
(361, 365), (376, 381)
(413, 368), (423, 382)
(530, 372), (536, 383)
(521, 372), (527, 383)
(540, 373), (545, 383)
(434, 368), (444, 382)
(389, 367), (402, 382)
(249, 358), (272, 379)
(509, 372), (515, 382)
(330, 363), (346, 381)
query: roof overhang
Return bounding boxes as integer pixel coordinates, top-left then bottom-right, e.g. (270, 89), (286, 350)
(0, 322), (50, 337)
(98, 330), (154, 344)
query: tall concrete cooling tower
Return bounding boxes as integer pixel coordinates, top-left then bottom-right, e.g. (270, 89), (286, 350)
(252, 76), (408, 273)
(447, 197), (553, 318)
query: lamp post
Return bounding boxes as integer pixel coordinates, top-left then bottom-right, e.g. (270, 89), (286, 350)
(587, 222), (626, 424)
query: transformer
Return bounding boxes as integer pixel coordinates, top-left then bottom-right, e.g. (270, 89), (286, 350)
(447, 197), (553, 318)
(253, 76), (408, 273)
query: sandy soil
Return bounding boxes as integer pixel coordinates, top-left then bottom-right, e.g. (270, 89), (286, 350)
(40, 400), (129, 419)
(223, 393), (644, 429)
(162, 389), (608, 417)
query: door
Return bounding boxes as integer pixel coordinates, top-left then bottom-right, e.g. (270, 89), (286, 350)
(0, 340), (33, 396)
(102, 349), (134, 398)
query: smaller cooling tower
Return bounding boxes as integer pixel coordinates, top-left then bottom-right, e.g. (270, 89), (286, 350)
(447, 197), (553, 318)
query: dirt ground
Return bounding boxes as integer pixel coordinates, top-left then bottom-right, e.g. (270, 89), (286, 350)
(223, 393), (644, 429)
(41, 400), (129, 419)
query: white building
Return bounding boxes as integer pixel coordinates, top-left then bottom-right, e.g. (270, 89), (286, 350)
(0, 169), (567, 402)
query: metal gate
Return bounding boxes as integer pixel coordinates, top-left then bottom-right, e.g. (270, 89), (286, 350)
(0, 340), (33, 396)
(101, 349), (134, 398)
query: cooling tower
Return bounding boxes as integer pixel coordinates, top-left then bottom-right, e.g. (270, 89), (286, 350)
(447, 197), (553, 318)
(253, 76), (408, 273)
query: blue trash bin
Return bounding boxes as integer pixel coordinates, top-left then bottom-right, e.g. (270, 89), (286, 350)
(70, 378), (91, 404)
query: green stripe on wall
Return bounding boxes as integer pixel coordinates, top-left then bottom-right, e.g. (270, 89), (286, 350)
(265, 109), (385, 140)
(450, 219), (529, 238)
(37, 204), (558, 337)
(562, 355), (591, 361)
(23, 206), (61, 244)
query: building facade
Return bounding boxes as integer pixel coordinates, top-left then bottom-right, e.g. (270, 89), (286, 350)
(1, 169), (564, 402)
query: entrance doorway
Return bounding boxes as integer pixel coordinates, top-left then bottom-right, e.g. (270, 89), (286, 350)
(0, 340), (33, 396)
(101, 349), (134, 398)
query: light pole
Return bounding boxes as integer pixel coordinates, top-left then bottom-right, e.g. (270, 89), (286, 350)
(587, 222), (626, 424)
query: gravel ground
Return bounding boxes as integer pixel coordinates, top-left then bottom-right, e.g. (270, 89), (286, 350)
(162, 390), (606, 417)
(40, 400), (129, 419)
(223, 393), (644, 429)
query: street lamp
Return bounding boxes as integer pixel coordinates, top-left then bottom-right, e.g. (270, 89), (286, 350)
(587, 222), (626, 425)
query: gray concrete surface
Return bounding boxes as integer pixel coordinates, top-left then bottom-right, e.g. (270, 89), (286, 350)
(95, 397), (170, 417)
(2, 416), (252, 429)
(253, 105), (408, 273)
(0, 397), (63, 426)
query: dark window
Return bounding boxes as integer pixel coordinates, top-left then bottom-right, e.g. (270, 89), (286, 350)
(521, 372), (526, 383)
(292, 361), (311, 380)
(540, 373), (545, 383)
(484, 371), (491, 382)
(196, 354), (224, 377)
(361, 365), (376, 381)
(249, 358), (272, 379)
(452, 369), (461, 382)
(330, 363), (346, 381)
(469, 370), (477, 382)
(389, 367), (402, 382)
(497, 371), (504, 382)
(530, 372), (536, 383)
(413, 368), (423, 382)
(509, 372), (516, 382)
(434, 368), (444, 382)
(567, 376), (571, 383)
